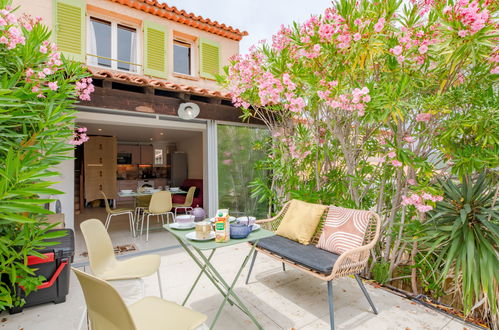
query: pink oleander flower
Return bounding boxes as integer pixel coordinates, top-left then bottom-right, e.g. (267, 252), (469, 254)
(416, 204), (433, 212)
(43, 68), (52, 75)
(491, 66), (499, 74)
(0, 36), (7, 44)
(458, 30), (468, 37)
(387, 151), (396, 158)
(48, 81), (58, 91)
(374, 17), (385, 33)
(26, 68), (34, 77)
(421, 193), (433, 200)
(407, 179), (416, 185)
(416, 113), (431, 122)
(391, 160), (402, 167)
(39, 45), (47, 53)
(391, 45), (403, 55)
(418, 44), (428, 54)
(404, 136), (416, 143)
(353, 33), (361, 41)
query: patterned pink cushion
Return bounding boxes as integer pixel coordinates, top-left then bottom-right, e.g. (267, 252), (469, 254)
(316, 206), (372, 254)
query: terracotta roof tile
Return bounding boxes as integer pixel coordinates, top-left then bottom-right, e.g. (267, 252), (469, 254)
(88, 67), (232, 100)
(109, 0), (248, 41)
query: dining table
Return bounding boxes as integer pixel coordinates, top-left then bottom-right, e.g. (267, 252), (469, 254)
(117, 189), (187, 197)
(163, 224), (274, 329)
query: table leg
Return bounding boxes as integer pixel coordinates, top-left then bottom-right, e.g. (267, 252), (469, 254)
(193, 243), (263, 329)
(182, 249), (216, 306)
(173, 238), (237, 307)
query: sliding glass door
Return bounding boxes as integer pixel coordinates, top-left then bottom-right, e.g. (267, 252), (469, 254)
(217, 124), (268, 218)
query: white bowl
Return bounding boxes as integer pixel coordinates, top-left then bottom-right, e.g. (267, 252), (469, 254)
(176, 214), (195, 223)
(121, 190), (133, 194)
(236, 216), (256, 226)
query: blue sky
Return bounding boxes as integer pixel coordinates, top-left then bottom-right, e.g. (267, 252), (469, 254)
(163, 0), (333, 53)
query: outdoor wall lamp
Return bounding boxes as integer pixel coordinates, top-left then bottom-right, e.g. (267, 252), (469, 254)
(177, 102), (200, 120)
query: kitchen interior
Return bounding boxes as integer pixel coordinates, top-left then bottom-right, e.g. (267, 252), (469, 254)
(73, 122), (203, 251)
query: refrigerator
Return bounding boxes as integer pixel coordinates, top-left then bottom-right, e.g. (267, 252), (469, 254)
(171, 152), (188, 187)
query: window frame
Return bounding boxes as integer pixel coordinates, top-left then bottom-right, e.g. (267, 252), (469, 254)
(172, 36), (197, 78)
(86, 15), (141, 73)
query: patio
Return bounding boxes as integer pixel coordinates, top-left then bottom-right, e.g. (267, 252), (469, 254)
(3, 241), (471, 330)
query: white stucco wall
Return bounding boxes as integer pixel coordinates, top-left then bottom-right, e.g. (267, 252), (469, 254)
(49, 151), (75, 229)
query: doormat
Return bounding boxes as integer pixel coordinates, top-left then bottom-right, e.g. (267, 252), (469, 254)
(80, 243), (138, 257)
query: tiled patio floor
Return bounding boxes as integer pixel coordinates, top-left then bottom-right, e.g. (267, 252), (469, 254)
(1, 240), (473, 330)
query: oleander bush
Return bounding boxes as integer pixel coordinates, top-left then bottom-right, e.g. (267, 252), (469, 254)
(221, 0), (498, 326)
(0, 0), (92, 309)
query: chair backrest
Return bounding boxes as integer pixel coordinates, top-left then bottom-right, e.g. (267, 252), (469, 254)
(184, 186), (196, 206)
(136, 195), (151, 208)
(100, 191), (112, 213)
(148, 191), (172, 214)
(72, 268), (136, 330)
(80, 219), (117, 277)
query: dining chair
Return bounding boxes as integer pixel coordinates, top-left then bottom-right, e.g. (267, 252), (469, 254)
(73, 268), (207, 330)
(101, 191), (135, 236)
(140, 191), (174, 242)
(172, 186), (196, 216)
(134, 195), (152, 231)
(79, 219), (164, 329)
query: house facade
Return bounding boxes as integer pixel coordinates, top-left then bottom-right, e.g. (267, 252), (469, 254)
(13, 0), (263, 229)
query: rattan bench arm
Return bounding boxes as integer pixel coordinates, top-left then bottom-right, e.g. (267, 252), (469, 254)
(255, 201), (291, 228)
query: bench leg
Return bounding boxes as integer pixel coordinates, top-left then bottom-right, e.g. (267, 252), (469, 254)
(282, 262), (286, 271)
(245, 250), (258, 285)
(355, 274), (378, 315)
(327, 280), (335, 330)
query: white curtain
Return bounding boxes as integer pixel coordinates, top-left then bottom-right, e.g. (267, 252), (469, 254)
(88, 21), (98, 66)
(130, 30), (137, 72)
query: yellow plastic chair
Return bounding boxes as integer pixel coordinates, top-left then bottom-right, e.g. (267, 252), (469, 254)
(134, 195), (151, 231)
(172, 186), (196, 216)
(101, 191), (135, 237)
(140, 191), (174, 242)
(79, 219), (165, 329)
(73, 268), (207, 330)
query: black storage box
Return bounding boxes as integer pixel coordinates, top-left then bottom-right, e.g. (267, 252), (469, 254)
(10, 229), (74, 314)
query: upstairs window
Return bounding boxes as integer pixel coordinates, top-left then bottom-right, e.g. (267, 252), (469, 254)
(88, 17), (139, 72)
(173, 39), (191, 75)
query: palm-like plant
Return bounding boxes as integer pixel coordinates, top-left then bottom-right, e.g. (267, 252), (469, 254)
(421, 172), (498, 321)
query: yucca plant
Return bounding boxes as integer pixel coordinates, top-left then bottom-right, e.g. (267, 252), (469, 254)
(421, 172), (498, 322)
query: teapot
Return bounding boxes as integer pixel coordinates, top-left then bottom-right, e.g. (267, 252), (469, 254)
(192, 205), (206, 222)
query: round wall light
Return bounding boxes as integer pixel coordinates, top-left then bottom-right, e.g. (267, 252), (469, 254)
(177, 102), (200, 120)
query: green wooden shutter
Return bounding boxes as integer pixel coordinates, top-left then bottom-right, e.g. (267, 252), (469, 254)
(199, 39), (221, 80)
(53, 0), (85, 62)
(143, 20), (168, 79)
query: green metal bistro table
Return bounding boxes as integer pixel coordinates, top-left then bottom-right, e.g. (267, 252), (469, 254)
(163, 224), (274, 329)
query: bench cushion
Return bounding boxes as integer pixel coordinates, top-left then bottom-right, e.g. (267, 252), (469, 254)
(317, 206), (372, 255)
(255, 235), (339, 274)
(275, 200), (328, 245)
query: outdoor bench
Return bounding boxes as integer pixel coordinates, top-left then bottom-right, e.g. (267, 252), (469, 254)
(246, 201), (381, 330)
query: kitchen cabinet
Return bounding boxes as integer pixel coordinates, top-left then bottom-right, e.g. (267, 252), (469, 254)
(140, 145), (153, 165)
(118, 144), (140, 164)
(84, 136), (117, 202)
